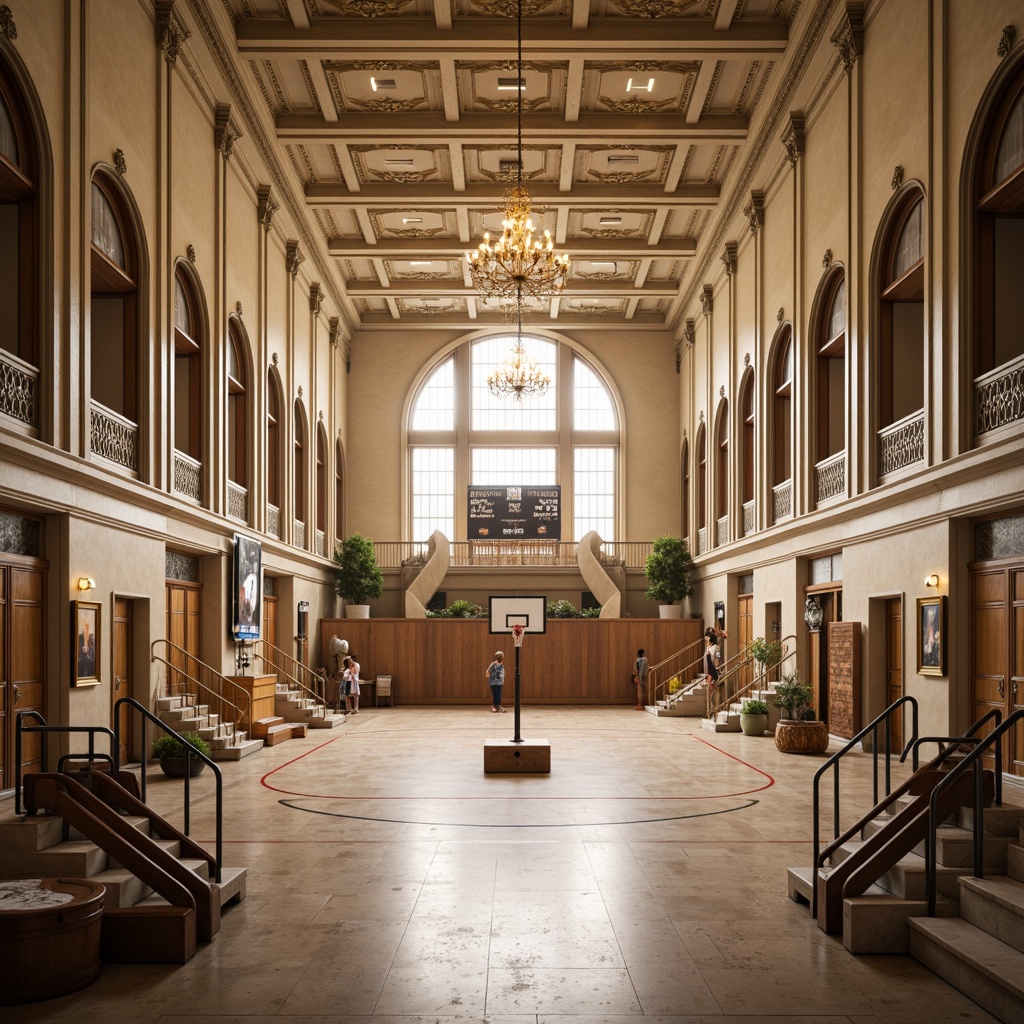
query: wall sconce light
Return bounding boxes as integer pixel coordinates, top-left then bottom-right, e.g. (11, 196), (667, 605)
(924, 574), (940, 588)
(77, 577), (96, 591)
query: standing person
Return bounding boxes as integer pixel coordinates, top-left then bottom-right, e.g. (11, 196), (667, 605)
(703, 627), (724, 688)
(485, 651), (506, 712)
(343, 655), (362, 715)
(633, 648), (649, 710)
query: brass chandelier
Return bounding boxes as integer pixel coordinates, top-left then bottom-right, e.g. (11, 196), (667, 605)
(466, 0), (570, 401)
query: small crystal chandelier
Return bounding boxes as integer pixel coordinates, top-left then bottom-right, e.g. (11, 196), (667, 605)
(486, 284), (550, 401)
(465, 0), (570, 304)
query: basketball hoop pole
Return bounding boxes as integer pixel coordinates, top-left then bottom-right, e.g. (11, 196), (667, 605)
(512, 624), (524, 743)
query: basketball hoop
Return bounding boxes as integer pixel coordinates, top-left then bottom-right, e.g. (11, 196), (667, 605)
(512, 624), (525, 647)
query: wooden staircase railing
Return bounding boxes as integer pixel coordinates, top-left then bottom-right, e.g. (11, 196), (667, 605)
(707, 635), (798, 720)
(249, 639), (329, 718)
(646, 636), (706, 707)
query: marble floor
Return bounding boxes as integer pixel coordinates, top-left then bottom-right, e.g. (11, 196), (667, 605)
(2, 706), (1003, 1023)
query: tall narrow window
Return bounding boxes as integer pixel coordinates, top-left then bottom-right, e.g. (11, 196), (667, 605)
(226, 318), (247, 490)
(172, 266), (203, 461)
(740, 372), (754, 525)
(773, 326), (793, 487)
(315, 424), (327, 550)
(0, 66), (38, 382)
(574, 447), (615, 540)
(696, 423), (707, 544)
(293, 401), (307, 532)
(334, 438), (345, 550)
(90, 176), (139, 429)
(813, 271), (847, 504)
(411, 447), (455, 544)
(681, 438), (690, 541)
(715, 400), (729, 544)
(968, 57), (1024, 435)
(267, 370), (282, 531)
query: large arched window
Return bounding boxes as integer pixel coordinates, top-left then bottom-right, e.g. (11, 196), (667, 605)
(90, 173), (142, 471)
(266, 368), (283, 537)
(334, 437), (345, 551)
(226, 316), (249, 521)
(740, 371), (754, 535)
(714, 399), (729, 546)
(0, 57), (40, 422)
(293, 400), (307, 547)
(172, 263), (204, 502)
(966, 53), (1024, 435)
(875, 190), (925, 476)
(813, 269), (847, 505)
(771, 324), (793, 522)
(407, 334), (619, 545)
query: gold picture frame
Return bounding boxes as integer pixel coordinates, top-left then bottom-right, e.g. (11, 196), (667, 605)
(916, 595), (946, 677)
(72, 600), (101, 686)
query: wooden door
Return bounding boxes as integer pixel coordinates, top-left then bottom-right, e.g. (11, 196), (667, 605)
(886, 597), (903, 753)
(737, 592), (753, 690)
(263, 593), (278, 649)
(113, 597), (133, 765)
(165, 582), (201, 696)
(1014, 568), (1024, 776)
(807, 588), (841, 720)
(0, 567), (6, 790)
(972, 569), (1010, 776)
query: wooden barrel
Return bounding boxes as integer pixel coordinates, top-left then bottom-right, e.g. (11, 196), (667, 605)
(0, 878), (104, 1004)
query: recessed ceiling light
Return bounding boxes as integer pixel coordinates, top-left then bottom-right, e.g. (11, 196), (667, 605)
(592, 262), (617, 271)
(498, 159), (522, 173)
(371, 77), (396, 91)
(607, 154), (640, 164)
(626, 78), (655, 93)
(409, 260), (433, 266)
(497, 77), (526, 91)
(385, 158), (416, 166)
(402, 217), (423, 224)
(599, 216), (622, 225)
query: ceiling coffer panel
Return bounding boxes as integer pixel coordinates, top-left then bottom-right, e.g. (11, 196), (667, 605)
(576, 146), (674, 185)
(571, 209), (655, 238)
(585, 62), (699, 116)
(324, 62), (439, 114)
(385, 258), (464, 281)
(338, 257), (378, 282)
(349, 145), (449, 184)
(397, 297), (468, 317)
(468, 204), (557, 240)
(467, 145), (560, 184)
(369, 208), (458, 238)
(572, 259), (638, 283)
(458, 61), (563, 115)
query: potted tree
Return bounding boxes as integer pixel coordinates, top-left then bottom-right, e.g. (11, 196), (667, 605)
(153, 731), (211, 777)
(771, 672), (829, 754)
(333, 533), (384, 618)
(644, 536), (694, 618)
(739, 698), (769, 736)
(748, 636), (783, 679)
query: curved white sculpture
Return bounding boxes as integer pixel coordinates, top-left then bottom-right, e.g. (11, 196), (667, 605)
(404, 530), (451, 618)
(577, 530), (621, 618)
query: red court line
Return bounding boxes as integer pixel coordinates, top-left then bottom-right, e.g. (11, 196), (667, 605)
(258, 729), (776, 802)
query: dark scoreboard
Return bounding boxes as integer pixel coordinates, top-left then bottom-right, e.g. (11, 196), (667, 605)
(467, 486), (561, 540)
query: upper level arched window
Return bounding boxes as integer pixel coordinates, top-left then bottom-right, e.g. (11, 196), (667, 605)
(334, 437), (345, 551)
(965, 53), (1024, 435)
(812, 269), (847, 504)
(874, 189), (926, 476)
(0, 60), (39, 393)
(740, 371), (754, 535)
(172, 264), (204, 471)
(407, 334), (620, 545)
(770, 323), (793, 523)
(226, 317), (249, 521)
(315, 423), (327, 555)
(696, 422), (707, 553)
(714, 398), (729, 544)
(680, 437), (690, 543)
(266, 368), (283, 536)
(293, 400), (307, 544)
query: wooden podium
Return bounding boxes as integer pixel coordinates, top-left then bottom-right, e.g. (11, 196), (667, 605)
(484, 738), (550, 773)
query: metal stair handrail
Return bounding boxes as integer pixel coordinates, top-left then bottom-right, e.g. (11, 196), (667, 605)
(923, 708), (1021, 916)
(709, 636), (798, 720)
(646, 636), (706, 707)
(810, 695), (920, 917)
(249, 639), (329, 718)
(150, 639), (251, 740)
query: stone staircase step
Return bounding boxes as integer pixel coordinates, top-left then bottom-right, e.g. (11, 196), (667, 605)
(909, 916), (1024, 1024)
(217, 865), (247, 906)
(1007, 844), (1024, 882)
(1, 839), (110, 878)
(843, 893), (959, 954)
(89, 866), (152, 908)
(211, 737), (264, 761)
(0, 812), (64, 852)
(307, 712), (346, 729)
(959, 801), (1024, 837)
(959, 875), (1024, 954)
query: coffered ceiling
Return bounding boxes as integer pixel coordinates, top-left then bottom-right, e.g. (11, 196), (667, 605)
(223, 0), (800, 334)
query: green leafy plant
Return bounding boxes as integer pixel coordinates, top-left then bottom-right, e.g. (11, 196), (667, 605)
(644, 536), (694, 605)
(152, 730), (211, 759)
(426, 599), (486, 618)
(741, 698), (769, 715)
(332, 533), (384, 605)
(547, 599), (582, 618)
(749, 636), (783, 671)
(772, 671), (815, 721)
(580, 605), (601, 618)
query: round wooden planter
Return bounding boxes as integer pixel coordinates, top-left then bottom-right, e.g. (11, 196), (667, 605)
(159, 755), (206, 778)
(774, 720), (829, 754)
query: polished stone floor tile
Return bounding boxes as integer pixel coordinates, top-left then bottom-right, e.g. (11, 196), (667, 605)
(1, 708), (1005, 1023)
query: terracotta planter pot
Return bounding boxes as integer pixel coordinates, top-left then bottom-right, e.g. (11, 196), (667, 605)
(774, 720), (829, 754)
(739, 713), (768, 736)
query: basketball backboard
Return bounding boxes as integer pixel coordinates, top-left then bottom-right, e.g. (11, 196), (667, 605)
(488, 596), (547, 634)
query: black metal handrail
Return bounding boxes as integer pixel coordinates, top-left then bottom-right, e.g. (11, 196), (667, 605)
(14, 711), (116, 815)
(114, 697), (223, 878)
(810, 696), (919, 918)
(924, 708), (1023, 916)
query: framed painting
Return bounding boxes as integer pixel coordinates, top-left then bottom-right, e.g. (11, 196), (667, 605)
(72, 600), (101, 686)
(917, 595), (946, 677)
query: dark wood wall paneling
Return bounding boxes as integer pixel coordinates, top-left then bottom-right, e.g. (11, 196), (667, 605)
(317, 618), (704, 704)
